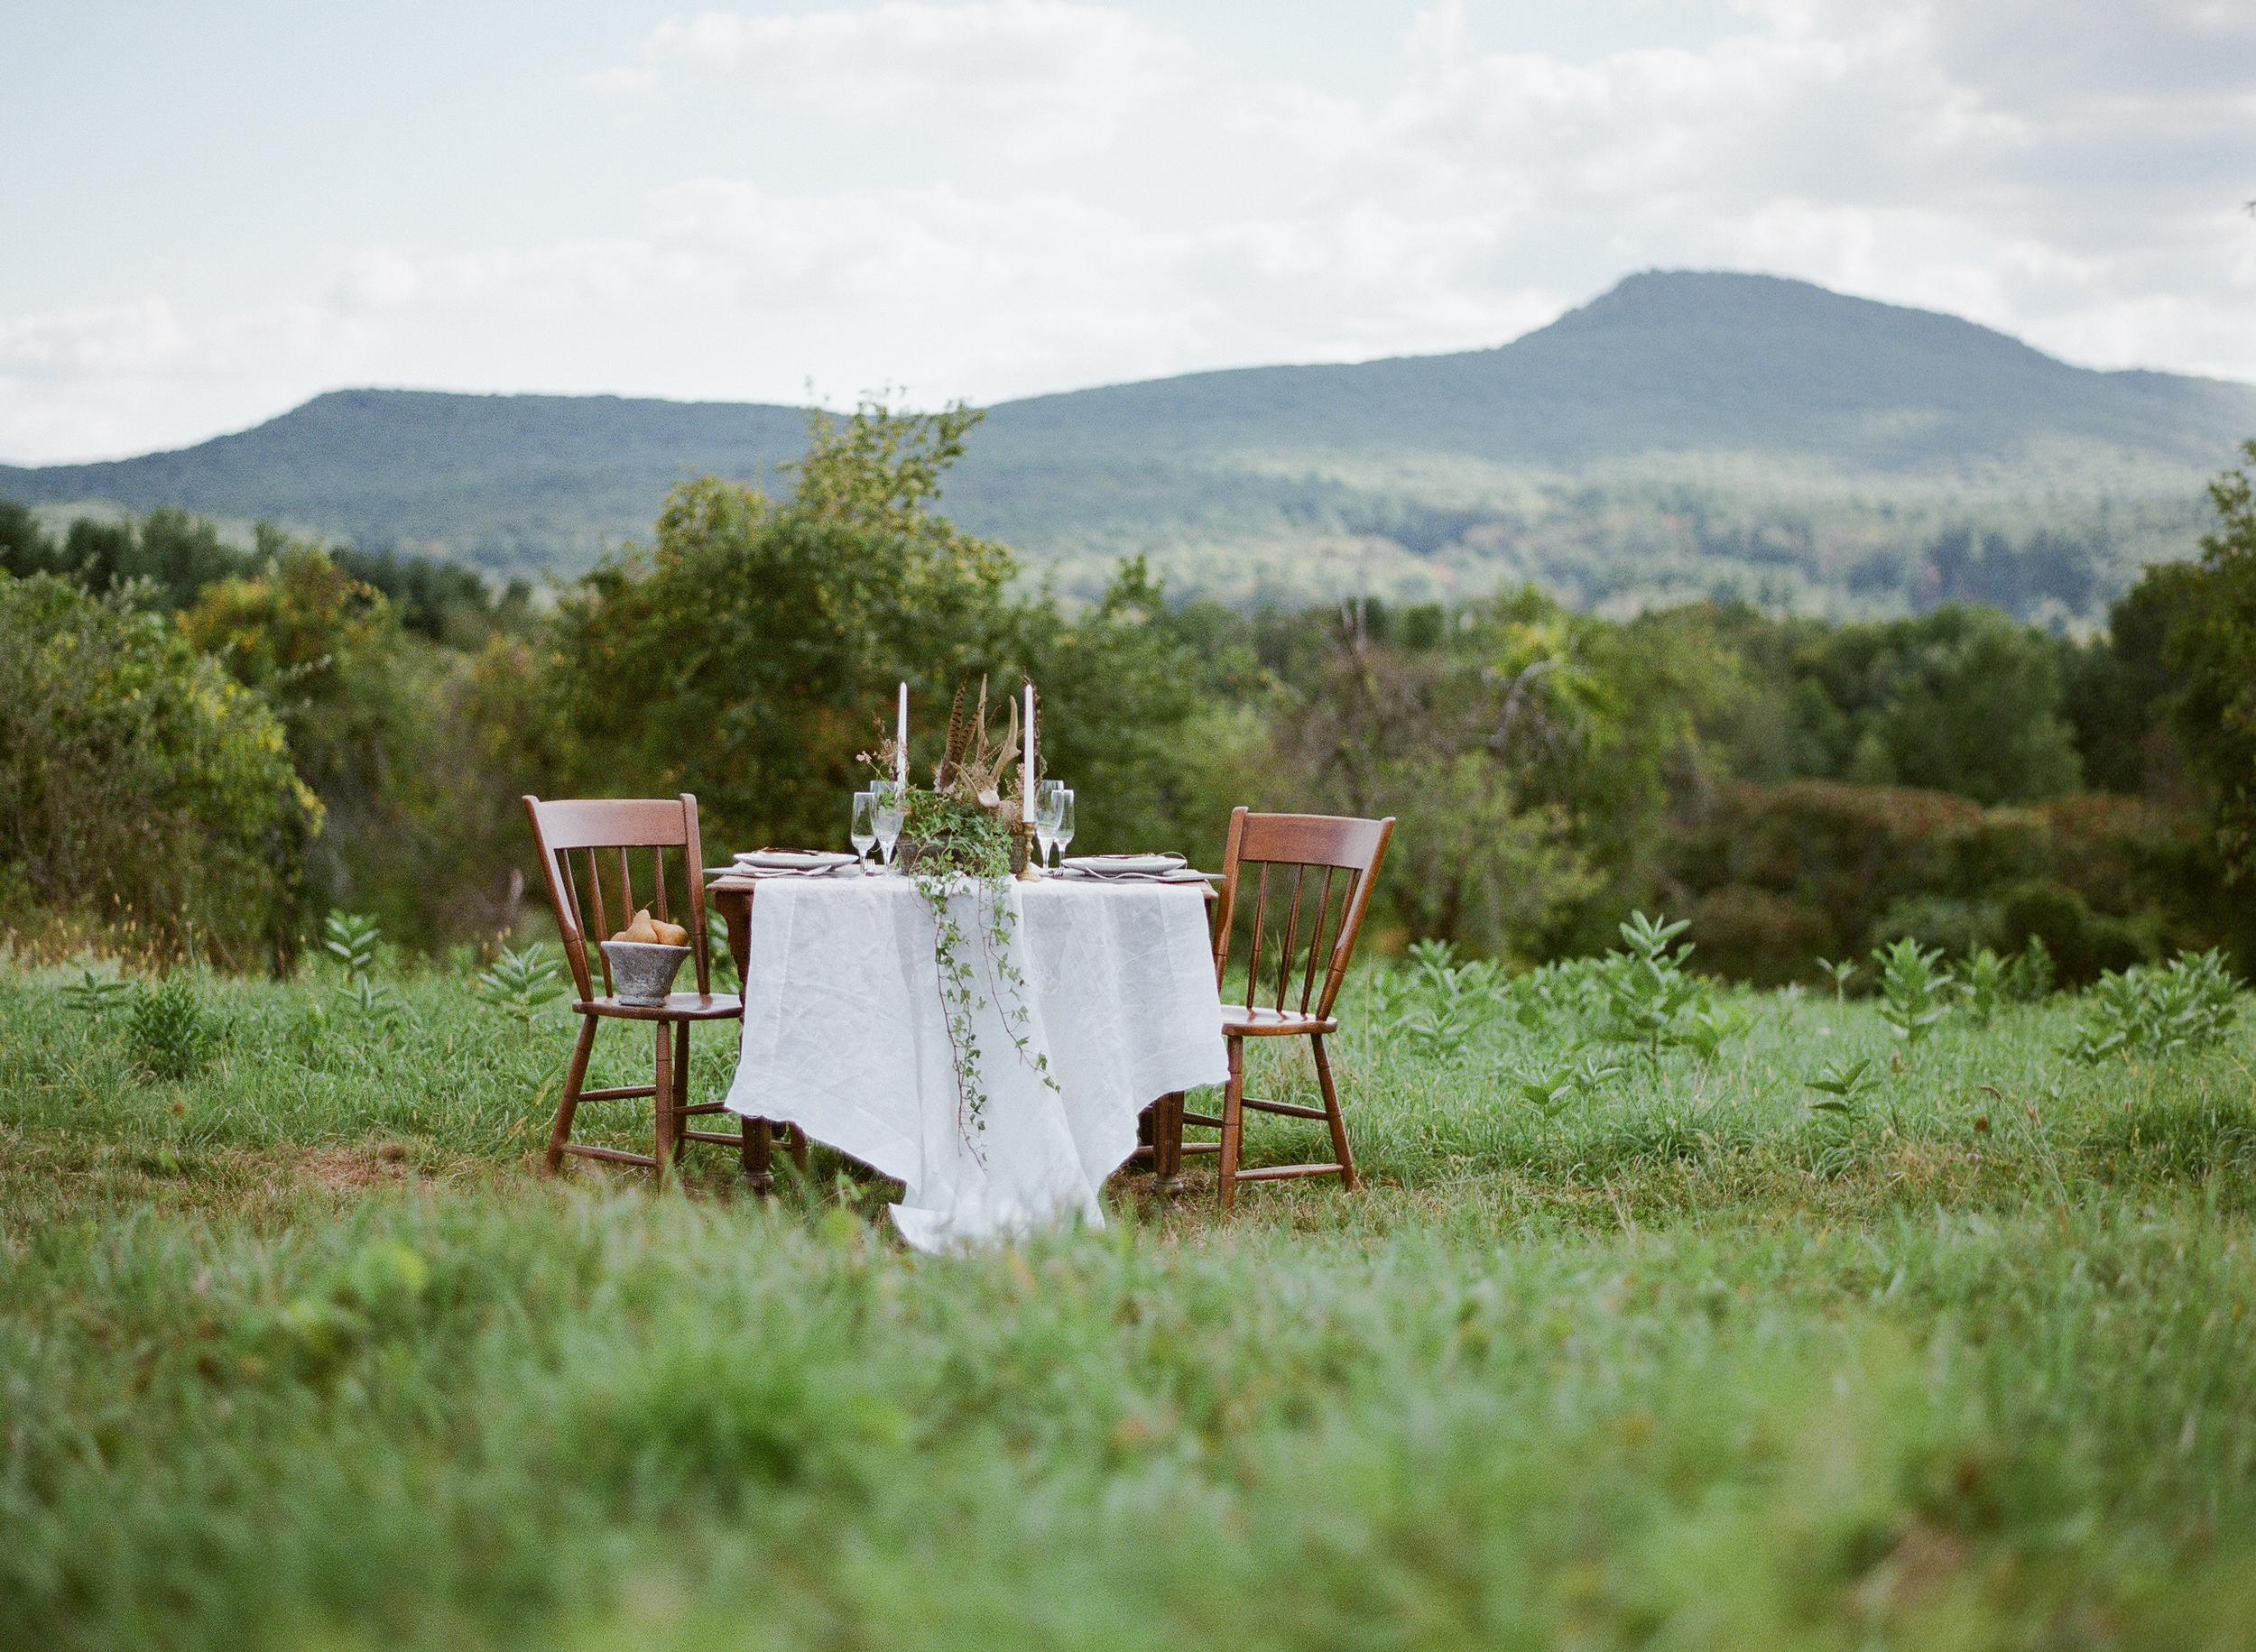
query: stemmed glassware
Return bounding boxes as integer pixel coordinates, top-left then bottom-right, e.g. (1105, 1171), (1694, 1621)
(1033, 780), (1064, 877)
(850, 791), (876, 873)
(1049, 788), (1075, 871)
(870, 780), (905, 871)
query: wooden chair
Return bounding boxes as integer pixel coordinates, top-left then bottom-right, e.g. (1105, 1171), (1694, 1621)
(1155, 808), (1394, 1212)
(523, 794), (797, 1183)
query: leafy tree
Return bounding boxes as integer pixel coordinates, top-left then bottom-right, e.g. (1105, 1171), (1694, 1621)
(2053, 568), (2197, 797)
(1772, 605), (2081, 804)
(1266, 594), (1605, 958)
(1010, 557), (1244, 868)
(179, 541), (404, 806)
(330, 541), (529, 645)
(0, 505), (254, 609)
(546, 401), (1022, 854)
(0, 572), (317, 967)
(0, 499), (53, 576)
(2163, 438), (2256, 872)
(177, 540), (435, 930)
(175, 534), (551, 947)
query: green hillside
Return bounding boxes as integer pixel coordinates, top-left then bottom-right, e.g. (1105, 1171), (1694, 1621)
(6, 272), (2251, 614)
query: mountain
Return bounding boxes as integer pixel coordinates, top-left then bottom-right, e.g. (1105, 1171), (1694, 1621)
(7, 272), (2252, 614)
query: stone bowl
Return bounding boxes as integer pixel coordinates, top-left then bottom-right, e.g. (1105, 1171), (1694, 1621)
(598, 941), (692, 1006)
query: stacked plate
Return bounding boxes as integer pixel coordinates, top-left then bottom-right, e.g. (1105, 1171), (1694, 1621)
(707, 850), (858, 877)
(1059, 854), (1214, 884)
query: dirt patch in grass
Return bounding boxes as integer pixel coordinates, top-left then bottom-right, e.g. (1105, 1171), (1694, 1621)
(299, 1143), (419, 1194)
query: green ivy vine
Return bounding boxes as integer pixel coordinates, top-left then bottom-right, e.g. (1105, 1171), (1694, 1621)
(901, 792), (1056, 1158)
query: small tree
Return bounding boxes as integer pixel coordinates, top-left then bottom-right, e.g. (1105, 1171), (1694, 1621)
(2165, 438), (2256, 876)
(546, 401), (1022, 853)
(0, 573), (318, 968)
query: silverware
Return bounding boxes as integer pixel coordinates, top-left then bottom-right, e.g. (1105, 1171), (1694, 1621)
(1060, 869), (1217, 883)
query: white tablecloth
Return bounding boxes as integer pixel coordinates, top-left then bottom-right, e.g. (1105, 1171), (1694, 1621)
(722, 875), (1229, 1251)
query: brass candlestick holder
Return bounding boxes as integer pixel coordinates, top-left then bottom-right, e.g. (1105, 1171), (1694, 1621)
(1008, 789), (1043, 880)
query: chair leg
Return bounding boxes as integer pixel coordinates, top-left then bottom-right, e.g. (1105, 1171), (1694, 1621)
(784, 1123), (809, 1176)
(652, 1021), (675, 1179)
(1217, 1037), (1245, 1214)
(671, 1020), (691, 1166)
(1311, 1033), (1359, 1193)
(544, 1016), (598, 1175)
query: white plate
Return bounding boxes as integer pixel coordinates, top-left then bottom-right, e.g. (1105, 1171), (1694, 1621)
(732, 849), (855, 871)
(1062, 854), (1184, 876)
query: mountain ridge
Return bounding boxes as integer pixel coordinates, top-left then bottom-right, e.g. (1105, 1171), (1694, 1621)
(6, 271), (2251, 612)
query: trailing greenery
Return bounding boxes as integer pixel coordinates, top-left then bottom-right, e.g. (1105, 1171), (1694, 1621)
(900, 793), (1022, 1155)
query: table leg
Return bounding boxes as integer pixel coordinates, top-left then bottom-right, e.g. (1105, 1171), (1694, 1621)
(716, 884), (776, 1194)
(741, 1116), (775, 1194)
(1154, 1090), (1186, 1199)
(712, 885), (753, 984)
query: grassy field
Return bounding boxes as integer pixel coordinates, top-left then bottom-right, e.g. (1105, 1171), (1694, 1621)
(5, 946), (2256, 1650)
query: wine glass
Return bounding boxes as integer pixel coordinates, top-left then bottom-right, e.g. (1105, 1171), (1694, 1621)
(850, 791), (876, 872)
(1034, 780), (1064, 875)
(871, 780), (905, 870)
(1049, 788), (1075, 870)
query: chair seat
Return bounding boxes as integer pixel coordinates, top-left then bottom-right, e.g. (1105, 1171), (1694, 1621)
(575, 992), (744, 1022)
(1221, 1005), (1338, 1038)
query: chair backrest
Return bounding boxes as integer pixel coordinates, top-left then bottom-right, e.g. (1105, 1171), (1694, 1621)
(522, 795), (714, 1001)
(1211, 808), (1395, 1023)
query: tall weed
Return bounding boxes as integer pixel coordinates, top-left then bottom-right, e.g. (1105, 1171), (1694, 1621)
(2062, 949), (2242, 1064)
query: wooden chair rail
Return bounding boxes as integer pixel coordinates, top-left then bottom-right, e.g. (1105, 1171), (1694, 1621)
(1233, 1161), (1348, 1183)
(562, 1142), (659, 1168)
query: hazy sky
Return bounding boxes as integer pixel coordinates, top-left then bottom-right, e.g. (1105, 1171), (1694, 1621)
(4, 0), (2251, 464)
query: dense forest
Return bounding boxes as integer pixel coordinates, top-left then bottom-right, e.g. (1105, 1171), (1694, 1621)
(5, 404), (2253, 984)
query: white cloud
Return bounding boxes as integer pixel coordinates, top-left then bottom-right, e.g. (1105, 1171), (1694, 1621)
(600, 2), (1194, 146)
(0, 298), (373, 463)
(7, 0), (2254, 463)
(0, 300), (194, 378)
(1234, 0), (2256, 376)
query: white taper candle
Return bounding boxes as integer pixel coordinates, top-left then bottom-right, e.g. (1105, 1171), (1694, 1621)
(896, 681), (908, 787)
(1024, 681), (1035, 808)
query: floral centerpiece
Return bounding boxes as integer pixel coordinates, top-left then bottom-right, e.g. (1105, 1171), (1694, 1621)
(864, 677), (1033, 876)
(858, 678), (1053, 1155)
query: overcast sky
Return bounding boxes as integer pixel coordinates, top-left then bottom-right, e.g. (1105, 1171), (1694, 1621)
(3, 0), (2251, 464)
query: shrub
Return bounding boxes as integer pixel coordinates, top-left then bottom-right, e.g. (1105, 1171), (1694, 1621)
(125, 976), (214, 1081)
(1681, 885), (1836, 987)
(1872, 894), (1999, 959)
(1365, 939), (1511, 1061)
(0, 574), (318, 969)
(2062, 950), (2242, 1065)
(1999, 881), (2146, 987)
(473, 942), (567, 1028)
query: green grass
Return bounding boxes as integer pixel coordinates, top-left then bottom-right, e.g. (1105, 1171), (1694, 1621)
(5, 955), (2256, 1649)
